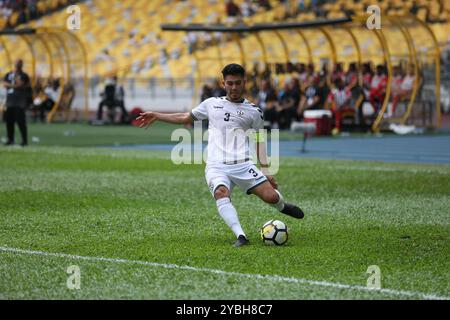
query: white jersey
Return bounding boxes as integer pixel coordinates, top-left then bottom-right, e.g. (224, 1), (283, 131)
(190, 97), (264, 165)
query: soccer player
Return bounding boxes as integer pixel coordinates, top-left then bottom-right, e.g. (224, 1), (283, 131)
(137, 63), (304, 247)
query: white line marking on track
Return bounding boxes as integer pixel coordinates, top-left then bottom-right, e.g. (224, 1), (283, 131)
(0, 246), (448, 300)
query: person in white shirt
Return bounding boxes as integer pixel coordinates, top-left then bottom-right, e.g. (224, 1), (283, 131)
(392, 64), (416, 114)
(33, 78), (61, 123)
(137, 64), (304, 247)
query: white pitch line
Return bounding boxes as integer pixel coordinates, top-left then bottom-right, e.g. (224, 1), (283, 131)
(0, 246), (448, 300)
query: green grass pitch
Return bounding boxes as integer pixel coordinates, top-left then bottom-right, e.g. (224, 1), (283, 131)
(0, 123), (449, 299)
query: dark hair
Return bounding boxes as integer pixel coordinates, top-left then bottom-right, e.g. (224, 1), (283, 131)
(221, 63), (246, 78)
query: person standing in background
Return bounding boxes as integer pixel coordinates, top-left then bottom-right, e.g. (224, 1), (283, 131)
(3, 59), (31, 146)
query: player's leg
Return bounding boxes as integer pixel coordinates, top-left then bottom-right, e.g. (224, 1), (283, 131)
(249, 181), (304, 219)
(206, 166), (248, 247)
(231, 162), (304, 219)
(213, 185), (249, 247)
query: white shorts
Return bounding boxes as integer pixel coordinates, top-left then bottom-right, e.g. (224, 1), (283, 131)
(205, 161), (268, 196)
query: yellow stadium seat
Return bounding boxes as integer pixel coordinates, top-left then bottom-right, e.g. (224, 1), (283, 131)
(7, 0), (447, 80)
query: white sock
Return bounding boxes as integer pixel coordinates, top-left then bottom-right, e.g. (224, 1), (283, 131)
(216, 197), (245, 238)
(270, 189), (285, 212)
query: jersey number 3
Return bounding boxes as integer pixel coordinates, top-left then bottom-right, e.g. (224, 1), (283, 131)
(249, 168), (258, 177)
(224, 113), (230, 122)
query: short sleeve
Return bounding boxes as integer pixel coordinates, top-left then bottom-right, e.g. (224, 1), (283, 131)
(190, 98), (210, 121)
(252, 106), (265, 142)
(253, 106), (264, 130)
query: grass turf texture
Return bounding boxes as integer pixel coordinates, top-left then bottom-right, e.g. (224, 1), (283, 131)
(0, 145), (449, 299)
(0, 122), (350, 147)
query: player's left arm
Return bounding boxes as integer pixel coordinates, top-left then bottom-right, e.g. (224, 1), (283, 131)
(253, 105), (278, 189)
(256, 138), (278, 189)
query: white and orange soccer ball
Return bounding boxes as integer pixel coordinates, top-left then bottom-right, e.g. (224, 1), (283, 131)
(260, 220), (288, 245)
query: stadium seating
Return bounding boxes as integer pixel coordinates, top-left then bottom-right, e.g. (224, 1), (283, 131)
(2, 0), (449, 81)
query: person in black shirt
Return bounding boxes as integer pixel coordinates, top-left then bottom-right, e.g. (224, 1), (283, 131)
(297, 74), (329, 119)
(97, 76), (128, 123)
(3, 59), (31, 146)
(278, 77), (301, 130)
(256, 78), (278, 129)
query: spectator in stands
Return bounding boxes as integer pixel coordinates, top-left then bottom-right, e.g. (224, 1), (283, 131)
(59, 82), (76, 117)
(331, 62), (345, 83)
(326, 78), (351, 133)
(28, 0), (38, 19)
(301, 62), (315, 92)
(345, 63), (358, 91)
(297, 0), (306, 12)
(97, 76), (128, 124)
(345, 62), (366, 128)
(0, 2), (13, 21)
(250, 62), (261, 83)
(389, 65), (404, 116)
(184, 32), (197, 54)
(226, 0), (241, 17)
(391, 64), (416, 115)
(3, 59), (31, 146)
(257, 0), (272, 11)
(261, 63), (272, 79)
(361, 62), (373, 101)
(33, 78), (61, 123)
(410, 1), (419, 15)
(256, 78), (278, 129)
(200, 84), (213, 102)
(212, 78), (226, 97)
(159, 48), (168, 65)
(295, 63), (307, 86)
(277, 77), (301, 130)
(2, 0), (77, 29)
(298, 75), (322, 118)
(369, 64), (387, 113)
(319, 63), (329, 85)
(16, 5), (27, 24)
(240, 0), (257, 17)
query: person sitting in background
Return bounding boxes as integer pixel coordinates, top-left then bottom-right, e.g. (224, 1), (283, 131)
(361, 62), (373, 101)
(297, 75), (328, 119)
(369, 64), (387, 113)
(389, 65), (404, 116)
(345, 62), (366, 128)
(391, 64), (416, 115)
(277, 77), (300, 130)
(97, 76), (128, 124)
(301, 62), (316, 92)
(331, 62), (345, 83)
(295, 63), (307, 85)
(212, 78), (226, 97)
(240, 0), (257, 17)
(226, 0), (241, 19)
(59, 82), (76, 120)
(345, 63), (359, 91)
(200, 84), (213, 102)
(33, 78), (61, 123)
(326, 78), (352, 133)
(256, 78), (278, 129)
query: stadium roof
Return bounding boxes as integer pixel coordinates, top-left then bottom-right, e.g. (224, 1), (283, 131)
(161, 18), (352, 33)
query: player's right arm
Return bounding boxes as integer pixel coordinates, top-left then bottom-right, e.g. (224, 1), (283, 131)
(137, 112), (193, 128)
(138, 98), (210, 128)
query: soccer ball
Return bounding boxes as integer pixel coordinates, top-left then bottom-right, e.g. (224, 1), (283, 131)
(260, 220), (288, 245)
